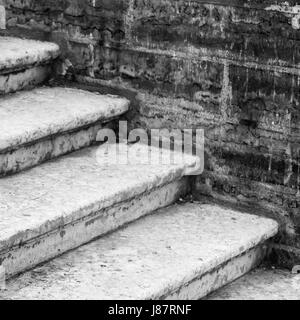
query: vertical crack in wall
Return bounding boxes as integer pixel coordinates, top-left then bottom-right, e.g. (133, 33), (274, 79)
(220, 60), (232, 123)
(124, 0), (135, 46)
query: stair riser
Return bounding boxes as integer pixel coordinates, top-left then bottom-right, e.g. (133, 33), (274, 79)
(1, 178), (189, 278)
(163, 244), (267, 300)
(0, 65), (51, 95)
(0, 122), (113, 176)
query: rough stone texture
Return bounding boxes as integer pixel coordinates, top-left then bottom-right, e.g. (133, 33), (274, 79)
(0, 87), (128, 150)
(0, 143), (200, 277)
(168, 246), (267, 300)
(269, 244), (300, 270)
(207, 268), (300, 300)
(0, 37), (59, 93)
(0, 37), (59, 73)
(0, 65), (51, 94)
(0, 203), (278, 300)
(0, 5), (5, 29)
(1, 0), (299, 264)
(0, 86), (129, 175)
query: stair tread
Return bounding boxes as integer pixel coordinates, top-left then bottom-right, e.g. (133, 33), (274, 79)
(207, 268), (300, 300)
(0, 87), (129, 151)
(0, 143), (199, 254)
(0, 203), (278, 300)
(0, 37), (59, 73)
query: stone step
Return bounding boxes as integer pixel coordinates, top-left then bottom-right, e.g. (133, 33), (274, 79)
(0, 86), (129, 176)
(0, 203), (278, 300)
(0, 143), (200, 278)
(0, 37), (59, 94)
(207, 268), (300, 300)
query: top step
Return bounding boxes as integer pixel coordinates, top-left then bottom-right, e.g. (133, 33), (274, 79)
(0, 37), (59, 74)
(0, 37), (59, 94)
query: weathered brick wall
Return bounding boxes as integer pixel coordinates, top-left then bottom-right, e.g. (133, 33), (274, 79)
(1, 0), (300, 266)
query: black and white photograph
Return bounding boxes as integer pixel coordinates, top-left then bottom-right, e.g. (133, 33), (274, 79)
(0, 0), (300, 305)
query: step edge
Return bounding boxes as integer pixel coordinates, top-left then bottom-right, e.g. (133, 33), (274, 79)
(0, 178), (186, 255)
(0, 39), (60, 74)
(0, 56), (58, 76)
(0, 206), (278, 299)
(166, 244), (268, 300)
(0, 113), (124, 155)
(145, 222), (279, 300)
(1, 178), (189, 279)
(0, 161), (195, 253)
(0, 90), (130, 152)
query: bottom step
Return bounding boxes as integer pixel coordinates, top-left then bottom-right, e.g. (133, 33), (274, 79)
(0, 203), (278, 300)
(207, 268), (300, 300)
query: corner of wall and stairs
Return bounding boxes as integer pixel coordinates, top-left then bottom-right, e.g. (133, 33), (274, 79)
(0, 0), (300, 268)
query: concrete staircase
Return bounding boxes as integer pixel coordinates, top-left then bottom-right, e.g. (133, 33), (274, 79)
(0, 36), (279, 300)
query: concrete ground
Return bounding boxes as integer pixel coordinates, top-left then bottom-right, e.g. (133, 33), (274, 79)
(207, 268), (300, 300)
